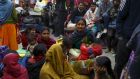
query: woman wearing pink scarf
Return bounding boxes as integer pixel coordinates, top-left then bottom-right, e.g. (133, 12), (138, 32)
(2, 53), (28, 79)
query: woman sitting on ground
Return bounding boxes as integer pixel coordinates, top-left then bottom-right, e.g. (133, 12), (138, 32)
(26, 44), (47, 79)
(2, 53), (28, 79)
(70, 18), (95, 49)
(93, 56), (116, 79)
(37, 27), (56, 49)
(40, 36), (90, 79)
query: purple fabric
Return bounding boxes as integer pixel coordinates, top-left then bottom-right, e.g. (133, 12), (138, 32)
(0, 46), (9, 61)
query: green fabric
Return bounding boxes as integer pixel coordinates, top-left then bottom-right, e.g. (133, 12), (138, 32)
(17, 48), (30, 58)
(70, 59), (94, 74)
(72, 29), (94, 49)
(5, 8), (18, 24)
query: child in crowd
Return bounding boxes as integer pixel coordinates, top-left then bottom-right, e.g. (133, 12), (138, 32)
(21, 26), (38, 49)
(26, 44), (47, 79)
(93, 56), (115, 79)
(2, 53), (28, 79)
(37, 27), (56, 49)
(26, 34), (38, 54)
(84, 2), (100, 34)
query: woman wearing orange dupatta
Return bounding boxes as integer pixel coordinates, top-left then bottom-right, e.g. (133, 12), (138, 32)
(0, 0), (18, 50)
(40, 43), (89, 79)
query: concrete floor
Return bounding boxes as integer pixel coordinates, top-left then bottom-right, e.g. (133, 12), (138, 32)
(101, 51), (115, 69)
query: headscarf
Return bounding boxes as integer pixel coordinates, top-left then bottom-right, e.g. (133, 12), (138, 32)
(47, 44), (69, 76)
(2, 53), (28, 79)
(0, 0), (13, 25)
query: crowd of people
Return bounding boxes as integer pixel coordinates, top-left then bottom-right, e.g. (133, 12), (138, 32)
(0, 0), (140, 79)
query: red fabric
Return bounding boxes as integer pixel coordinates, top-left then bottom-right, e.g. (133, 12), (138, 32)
(21, 32), (40, 48)
(78, 43), (89, 60)
(92, 44), (102, 56)
(37, 36), (56, 49)
(2, 53), (28, 79)
(84, 0), (92, 3)
(21, 32), (28, 48)
(74, 0), (92, 7)
(78, 43), (102, 60)
(28, 54), (44, 64)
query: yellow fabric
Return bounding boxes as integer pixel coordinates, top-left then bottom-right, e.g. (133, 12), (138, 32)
(0, 24), (18, 50)
(70, 59), (94, 74)
(56, 37), (63, 44)
(40, 44), (89, 79)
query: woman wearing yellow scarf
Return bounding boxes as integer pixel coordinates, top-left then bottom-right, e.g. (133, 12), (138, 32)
(40, 37), (89, 79)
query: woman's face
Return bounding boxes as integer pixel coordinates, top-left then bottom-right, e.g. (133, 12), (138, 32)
(78, 3), (85, 11)
(19, 1), (25, 7)
(76, 20), (86, 32)
(41, 30), (50, 40)
(90, 5), (96, 12)
(30, 29), (36, 35)
(7, 58), (19, 71)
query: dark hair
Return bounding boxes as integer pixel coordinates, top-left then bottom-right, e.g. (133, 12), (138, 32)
(25, 25), (36, 34)
(32, 44), (47, 56)
(47, 2), (52, 6)
(78, 2), (85, 6)
(62, 36), (72, 48)
(76, 18), (87, 26)
(91, 2), (97, 6)
(95, 56), (115, 79)
(40, 27), (50, 33)
(15, 4), (20, 8)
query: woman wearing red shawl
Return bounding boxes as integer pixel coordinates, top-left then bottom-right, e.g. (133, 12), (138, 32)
(37, 27), (56, 49)
(2, 53), (28, 79)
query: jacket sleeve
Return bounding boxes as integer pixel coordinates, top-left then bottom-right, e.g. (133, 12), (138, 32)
(116, 0), (130, 37)
(70, 9), (77, 23)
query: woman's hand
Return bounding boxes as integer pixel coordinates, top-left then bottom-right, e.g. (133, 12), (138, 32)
(94, 66), (107, 74)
